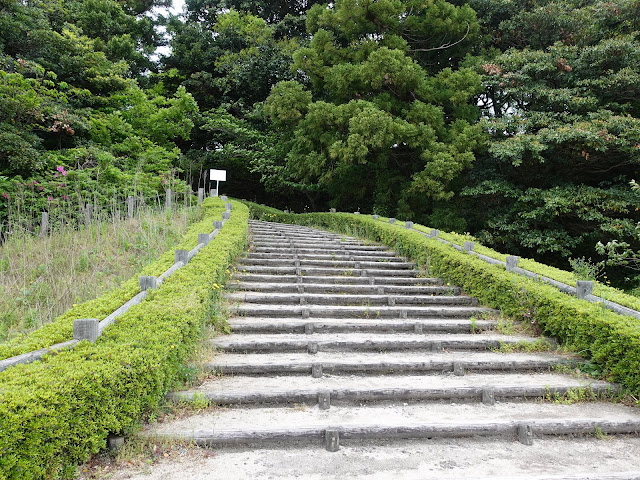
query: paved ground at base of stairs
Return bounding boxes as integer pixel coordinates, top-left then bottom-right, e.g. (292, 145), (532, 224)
(77, 436), (640, 480)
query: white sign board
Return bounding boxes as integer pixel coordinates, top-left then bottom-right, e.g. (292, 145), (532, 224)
(210, 169), (227, 181)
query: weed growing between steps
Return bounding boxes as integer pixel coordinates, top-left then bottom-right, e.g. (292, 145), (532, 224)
(243, 202), (640, 399)
(0, 198), (249, 480)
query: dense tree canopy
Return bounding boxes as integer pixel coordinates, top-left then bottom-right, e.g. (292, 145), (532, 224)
(2, 0), (640, 286)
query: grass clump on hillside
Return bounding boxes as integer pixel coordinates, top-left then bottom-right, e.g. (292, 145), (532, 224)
(0, 207), (200, 343)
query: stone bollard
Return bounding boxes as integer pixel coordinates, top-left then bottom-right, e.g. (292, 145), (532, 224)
(430, 229), (439, 238)
(40, 212), (49, 237)
(165, 189), (172, 211)
(198, 233), (210, 245)
(506, 256), (519, 272)
(221, 195), (228, 201)
(222, 211), (230, 220)
(226, 203), (233, 211)
(175, 249), (189, 265)
(84, 204), (93, 225)
(73, 318), (100, 342)
(127, 196), (135, 218)
(372, 214), (379, 220)
(576, 281), (593, 299)
(354, 211), (360, 215)
(518, 424), (534, 445)
(463, 241), (474, 252)
(213, 220), (223, 230)
(330, 208), (336, 213)
(405, 221), (413, 229)
(389, 218), (396, 224)
(197, 188), (204, 205)
(139, 276), (158, 291)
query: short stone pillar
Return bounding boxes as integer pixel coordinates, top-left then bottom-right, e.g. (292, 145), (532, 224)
(73, 318), (100, 342)
(325, 429), (340, 452)
(139, 276), (158, 291)
(40, 212), (49, 237)
(354, 211), (360, 215)
(429, 229), (439, 238)
(405, 221), (413, 229)
(506, 256), (519, 272)
(165, 189), (172, 211)
(389, 218), (396, 224)
(175, 249), (189, 265)
(84, 204), (93, 225)
(220, 195), (228, 201)
(127, 196), (135, 218)
(330, 208), (336, 213)
(518, 424), (534, 445)
(222, 211), (231, 220)
(198, 233), (210, 245)
(213, 220), (223, 230)
(225, 203), (233, 211)
(576, 281), (593, 299)
(372, 214), (379, 220)
(463, 241), (474, 252)
(197, 188), (204, 205)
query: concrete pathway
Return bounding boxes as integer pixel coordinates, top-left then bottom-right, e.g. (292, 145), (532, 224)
(125, 220), (640, 479)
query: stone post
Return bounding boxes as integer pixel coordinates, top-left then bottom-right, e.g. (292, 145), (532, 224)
(139, 276), (158, 291)
(175, 249), (189, 265)
(40, 212), (49, 237)
(506, 256), (519, 272)
(73, 318), (99, 342)
(576, 281), (593, 299)
(463, 241), (474, 252)
(127, 196), (134, 219)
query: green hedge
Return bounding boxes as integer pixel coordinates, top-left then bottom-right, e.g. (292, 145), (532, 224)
(246, 201), (640, 395)
(0, 199), (230, 360)
(0, 198), (249, 480)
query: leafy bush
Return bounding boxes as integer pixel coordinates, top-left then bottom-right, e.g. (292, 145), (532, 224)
(0, 197), (248, 479)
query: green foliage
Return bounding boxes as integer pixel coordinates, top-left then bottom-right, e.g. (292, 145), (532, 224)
(243, 203), (640, 397)
(265, 0), (483, 215)
(0, 198), (248, 479)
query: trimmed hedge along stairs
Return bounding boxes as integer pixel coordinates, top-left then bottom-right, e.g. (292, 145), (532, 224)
(152, 218), (640, 462)
(0, 197), (249, 480)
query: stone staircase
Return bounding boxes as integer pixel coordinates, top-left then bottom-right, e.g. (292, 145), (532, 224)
(144, 220), (640, 478)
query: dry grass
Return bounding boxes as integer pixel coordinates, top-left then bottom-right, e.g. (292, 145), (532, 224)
(0, 206), (200, 342)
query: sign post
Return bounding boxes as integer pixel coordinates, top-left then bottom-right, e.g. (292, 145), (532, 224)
(209, 169), (227, 197)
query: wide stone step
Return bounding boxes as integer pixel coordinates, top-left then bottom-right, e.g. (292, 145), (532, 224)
(230, 282), (459, 296)
(227, 317), (496, 334)
(236, 265), (419, 277)
(252, 241), (389, 250)
(169, 373), (615, 406)
(250, 247), (399, 257)
(231, 304), (494, 318)
(146, 402), (640, 449)
(211, 333), (543, 353)
(245, 252), (402, 261)
(226, 292), (475, 307)
(205, 350), (572, 375)
(237, 258), (416, 269)
(231, 274), (443, 286)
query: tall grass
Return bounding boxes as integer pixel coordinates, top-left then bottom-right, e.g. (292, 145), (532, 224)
(0, 203), (201, 342)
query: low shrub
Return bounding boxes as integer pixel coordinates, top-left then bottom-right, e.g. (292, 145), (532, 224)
(0, 197), (248, 479)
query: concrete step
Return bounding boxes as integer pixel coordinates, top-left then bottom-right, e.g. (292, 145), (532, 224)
(146, 402), (640, 449)
(205, 350), (573, 376)
(227, 317), (496, 334)
(231, 274), (443, 286)
(230, 282), (459, 296)
(230, 304), (495, 318)
(250, 247), (399, 256)
(235, 265), (420, 277)
(211, 333), (545, 353)
(169, 373), (615, 406)
(251, 241), (389, 250)
(237, 258), (416, 270)
(226, 292), (476, 307)
(245, 252), (402, 261)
